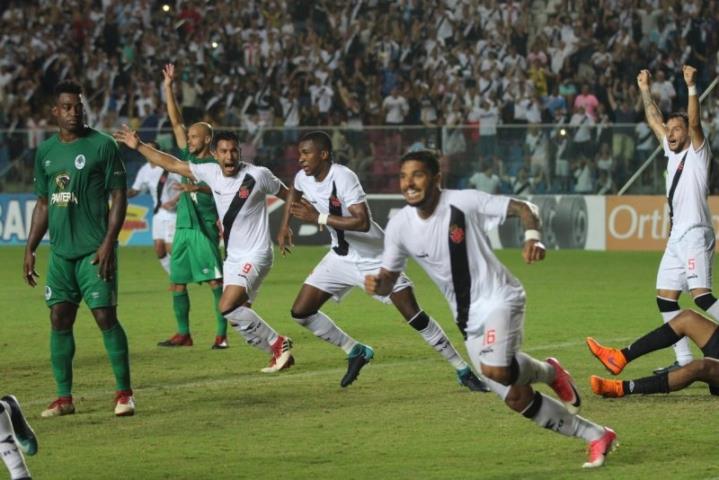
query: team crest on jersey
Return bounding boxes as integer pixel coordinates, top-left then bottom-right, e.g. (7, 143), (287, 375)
(239, 187), (250, 199)
(449, 224), (465, 244)
(55, 173), (70, 190)
(74, 154), (86, 170)
(330, 196), (341, 208)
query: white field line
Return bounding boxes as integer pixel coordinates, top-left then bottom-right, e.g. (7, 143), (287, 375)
(20, 336), (634, 407)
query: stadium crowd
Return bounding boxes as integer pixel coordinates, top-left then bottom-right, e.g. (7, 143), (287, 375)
(2, 0), (719, 193)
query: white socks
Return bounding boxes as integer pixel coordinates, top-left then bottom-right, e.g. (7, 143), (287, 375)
(159, 254), (171, 274)
(522, 392), (604, 443)
(293, 311), (357, 354)
(225, 306), (278, 354)
(661, 308), (693, 365)
(0, 401), (30, 480)
(409, 312), (467, 370)
(513, 352), (555, 385)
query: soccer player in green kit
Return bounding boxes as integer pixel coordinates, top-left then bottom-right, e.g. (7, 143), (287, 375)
(23, 81), (134, 417)
(159, 63), (228, 349)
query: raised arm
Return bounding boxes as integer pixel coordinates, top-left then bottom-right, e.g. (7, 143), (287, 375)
(163, 64), (187, 149)
(114, 126), (194, 180)
(683, 64), (705, 149)
(637, 69), (666, 142)
(507, 198), (545, 264)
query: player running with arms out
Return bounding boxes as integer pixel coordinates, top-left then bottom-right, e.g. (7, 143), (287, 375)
(587, 309), (719, 397)
(127, 142), (182, 275)
(278, 131), (489, 391)
(115, 127), (295, 372)
(160, 63), (228, 349)
(23, 81), (135, 417)
(638, 65), (716, 374)
(0, 395), (37, 480)
(365, 150), (617, 468)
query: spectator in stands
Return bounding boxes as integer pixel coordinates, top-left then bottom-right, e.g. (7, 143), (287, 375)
(468, 161), (501, 194)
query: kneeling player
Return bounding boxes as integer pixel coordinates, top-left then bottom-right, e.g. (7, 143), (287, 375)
(587, 309), (719, 397)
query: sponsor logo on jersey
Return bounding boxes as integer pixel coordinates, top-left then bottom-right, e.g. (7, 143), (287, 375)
(449, 224), (465, 244)
(55, 173), (70, 190)
(416, 252), (429, 258)
(51, 172), (78, 206)
(74, 154), (86, 170)
(239, 187), (250, 199)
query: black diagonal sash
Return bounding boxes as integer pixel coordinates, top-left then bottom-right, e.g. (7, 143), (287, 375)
(154, 169), (170, 214)
(667, 151), (688, 233)
(329, 181), (349, 256)
(222, 174), (256, 252)
(448, 205), (471, 340)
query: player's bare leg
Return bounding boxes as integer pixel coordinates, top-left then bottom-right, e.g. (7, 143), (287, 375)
(291, 284), (371, 387)
(220, 286), (293, 372)
(389, 287), (489, 392)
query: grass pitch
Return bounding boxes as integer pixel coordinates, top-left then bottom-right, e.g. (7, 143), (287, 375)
(1, 246), (718, 479)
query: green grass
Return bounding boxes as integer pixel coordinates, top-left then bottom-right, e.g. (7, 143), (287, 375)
(2, 246), (719, 479)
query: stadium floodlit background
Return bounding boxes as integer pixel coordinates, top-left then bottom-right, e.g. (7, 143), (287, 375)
(1, 1), (719, 478)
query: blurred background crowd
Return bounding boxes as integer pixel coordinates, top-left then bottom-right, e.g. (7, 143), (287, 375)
(2, 0), (719, 194)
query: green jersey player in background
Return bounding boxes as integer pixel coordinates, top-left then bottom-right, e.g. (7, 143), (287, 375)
(23, 81), (134, 417)
(159, 64), (227, 349)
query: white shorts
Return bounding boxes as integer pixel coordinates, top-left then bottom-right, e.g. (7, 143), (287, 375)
(223, 251), (273, 303)
(656, 226), (715, 291)
(464, 302), (525, 368)
(152, 209), (176, 243)
(305, 251), (413, 304)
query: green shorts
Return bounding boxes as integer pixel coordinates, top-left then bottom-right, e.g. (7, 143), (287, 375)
(45, 249), (118, 309)
(170, 227), (223, 284)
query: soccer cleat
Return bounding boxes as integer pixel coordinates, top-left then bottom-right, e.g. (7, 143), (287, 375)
(586, 337), (627, 375)
(590, 375), (625, 398)
(341, 344), (374, 388)
(41, 396), (75, 418)
(1, 395), (37, 455)
(652, 361), (682, 375)
(546, 357), (581, 413)
(582, 427), (618, 468)
(456, 367), (492, 392)
(114, 390), (135, 417)
(211, 335), (229, 350)
(157, 333), (193, 347)
(260, 336), (295, 373)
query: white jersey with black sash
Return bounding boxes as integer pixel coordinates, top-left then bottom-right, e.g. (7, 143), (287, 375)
(132, 162), (182, 213)
(381, 189), (525, 338)
(189, 161), (281, 261)
(293, 163), (384, 260)
(663, 137), (713, 239)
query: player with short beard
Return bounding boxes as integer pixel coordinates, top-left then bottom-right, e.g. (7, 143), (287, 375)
(638, 65), (716, 374)
(366, 150), (617, 468)
(24, 81), (134, 417)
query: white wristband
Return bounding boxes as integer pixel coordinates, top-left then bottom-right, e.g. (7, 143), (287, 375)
(524, 229), (541, 242)
(688, 85), (697, 96)
(317, 213), (329, 226)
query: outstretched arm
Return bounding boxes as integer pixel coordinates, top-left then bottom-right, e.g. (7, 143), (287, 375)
(163, 64), (188, 149)
(683, 64), (705, 149)
(637, 69), (666, 142)
(114, 126), (194, 180)
(507, 199), (545, 264)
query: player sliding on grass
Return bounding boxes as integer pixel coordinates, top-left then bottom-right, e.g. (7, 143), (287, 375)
(278, 131), (489, 391)
(365, 150), (617, 468)
(0, 395), (37, 480)
(587, 309), (719, 397)
(115, 127), (296, 373)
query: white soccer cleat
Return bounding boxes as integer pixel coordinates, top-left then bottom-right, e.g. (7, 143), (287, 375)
(582, 427), (618, 468)
(261, 336), (295, 373)
(114, 391), (135, 417)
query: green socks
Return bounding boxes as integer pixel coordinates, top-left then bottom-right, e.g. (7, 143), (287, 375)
(50, 329), (75, 397)
(212, 285), (227, 337)
(173, 290), (191, 335)
(102, 323), (131, 392)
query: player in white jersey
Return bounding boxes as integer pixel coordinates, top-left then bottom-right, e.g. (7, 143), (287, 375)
(639, 65), (716, 374)
(278, 131), (489, 391)
(128, 142), (182, 275)
(115, 128), (295, 372)
(366, 150), (617, 468)
(0, 395), (37, 480)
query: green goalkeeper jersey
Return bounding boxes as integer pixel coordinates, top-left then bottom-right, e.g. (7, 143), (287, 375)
(33, 128), (126, 259)
(175, 147), (219, 231)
